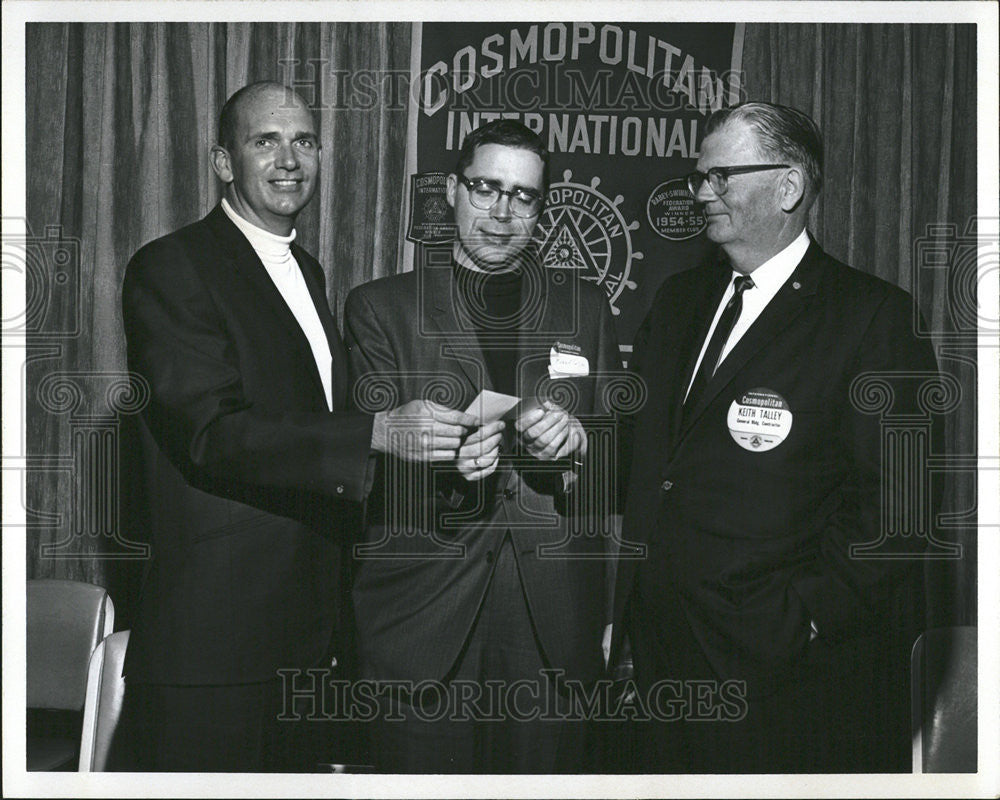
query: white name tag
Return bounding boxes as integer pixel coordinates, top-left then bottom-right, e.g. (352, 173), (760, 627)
(549, 346), (589, 378)
(726, 387), (793, 451)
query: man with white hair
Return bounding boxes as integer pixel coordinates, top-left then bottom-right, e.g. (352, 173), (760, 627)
(611, 101), (939, 772)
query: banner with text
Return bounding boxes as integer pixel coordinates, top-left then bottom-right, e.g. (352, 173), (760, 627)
(404, 21), (744, 350)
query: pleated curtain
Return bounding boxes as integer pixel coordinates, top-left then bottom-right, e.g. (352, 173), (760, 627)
(25, 22), (977, 630)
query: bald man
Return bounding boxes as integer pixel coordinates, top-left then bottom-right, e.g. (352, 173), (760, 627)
(119, 83), (474, 771)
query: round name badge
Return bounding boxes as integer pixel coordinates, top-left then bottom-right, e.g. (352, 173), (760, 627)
(726, 388), (793, 452)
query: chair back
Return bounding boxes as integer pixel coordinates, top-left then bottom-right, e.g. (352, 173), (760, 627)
(27, 579), (115, 711)
(79, 630), (131, 772)
(911, 625), (977, 772)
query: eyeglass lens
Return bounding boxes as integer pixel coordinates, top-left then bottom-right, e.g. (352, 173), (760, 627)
(687, 170), (726, 196)
(464, 180), (542, 217)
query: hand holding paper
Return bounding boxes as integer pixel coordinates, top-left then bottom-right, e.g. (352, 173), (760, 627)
(463, 390), (521, 426)
(515, 400), (587, 461)
(456, 392), (517, 481)
(456, 419), (505, 481)
(372, 399), (477, 462)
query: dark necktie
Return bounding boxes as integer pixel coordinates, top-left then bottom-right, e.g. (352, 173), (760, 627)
(684, 274), (755, 418)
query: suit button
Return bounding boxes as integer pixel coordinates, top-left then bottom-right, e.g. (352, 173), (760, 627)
(661, 480), (673, 491)
(503, 489), (514, 500)
(486, 550), (495, 564)
(336, 485), (345, 494)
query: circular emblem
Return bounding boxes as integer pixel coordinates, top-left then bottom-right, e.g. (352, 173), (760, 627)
(646, 178), (706, 241)
(726, 387), (793, 452)
(533, 170), (642, 316)
(422, 196), (448, 222)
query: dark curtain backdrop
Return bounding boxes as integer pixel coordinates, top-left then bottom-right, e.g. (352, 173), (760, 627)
(742, 23), (978, 627)
(25, 22), (976, 630)
(24, 22), (412, 626)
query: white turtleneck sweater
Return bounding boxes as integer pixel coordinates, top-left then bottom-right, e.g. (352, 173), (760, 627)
(221, 199), (333, 411)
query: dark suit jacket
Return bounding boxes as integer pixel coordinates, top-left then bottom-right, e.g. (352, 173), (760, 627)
(343, 257), (621, 684)
(121, 205), (374, 685)
(613, 238), (939, 701)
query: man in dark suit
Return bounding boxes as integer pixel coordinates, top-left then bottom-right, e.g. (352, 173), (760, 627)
(344, 121), (621, 772)
(612, 102), (939, 772)
(119, 82), (474, 772)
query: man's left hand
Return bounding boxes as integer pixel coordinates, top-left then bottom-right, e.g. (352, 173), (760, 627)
(515, 401), (587, 461)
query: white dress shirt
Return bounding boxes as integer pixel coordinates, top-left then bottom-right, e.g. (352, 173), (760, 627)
(222, 199), (334, 411)
(684, 229), (811, 401)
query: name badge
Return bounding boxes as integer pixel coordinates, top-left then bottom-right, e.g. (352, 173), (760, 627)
(726, 387), (793, 451)
(549, 342), (589, 378)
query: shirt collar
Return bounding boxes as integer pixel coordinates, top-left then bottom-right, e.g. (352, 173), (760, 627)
(221, 198), (297, 256)
(736, 228), (810, 293)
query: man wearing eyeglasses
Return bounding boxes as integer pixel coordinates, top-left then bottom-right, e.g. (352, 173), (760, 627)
(610, 102), (938, 772)
(344, 120), (620, 772)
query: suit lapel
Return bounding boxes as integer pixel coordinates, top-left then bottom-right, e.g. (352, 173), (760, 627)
(666, 264), (731, 445)
(297, 246), (350, 407)
(515, 262), (560, 399)
(205, 206), (329, 405)
(423, 257), (493, 397)
(680, 241), (825, 433)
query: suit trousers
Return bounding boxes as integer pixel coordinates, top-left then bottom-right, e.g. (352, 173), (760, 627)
(111, 675), (356, 772)
(368, 534), (587, 773)
(626, 582), (908, 773)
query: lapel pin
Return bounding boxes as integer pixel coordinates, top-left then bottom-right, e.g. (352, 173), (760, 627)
(792, 281), (801, 290)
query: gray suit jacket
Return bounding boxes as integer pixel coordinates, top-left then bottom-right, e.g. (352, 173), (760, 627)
(344, 255), (621, 683)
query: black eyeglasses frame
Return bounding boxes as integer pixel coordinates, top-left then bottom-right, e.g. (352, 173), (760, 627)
(456, 174), (544, 218)
(686, 164), (791, 197)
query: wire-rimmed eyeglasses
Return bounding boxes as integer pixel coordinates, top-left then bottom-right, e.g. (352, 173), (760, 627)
(456, 175), (544, 218)
(686, 164), (790, 197)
